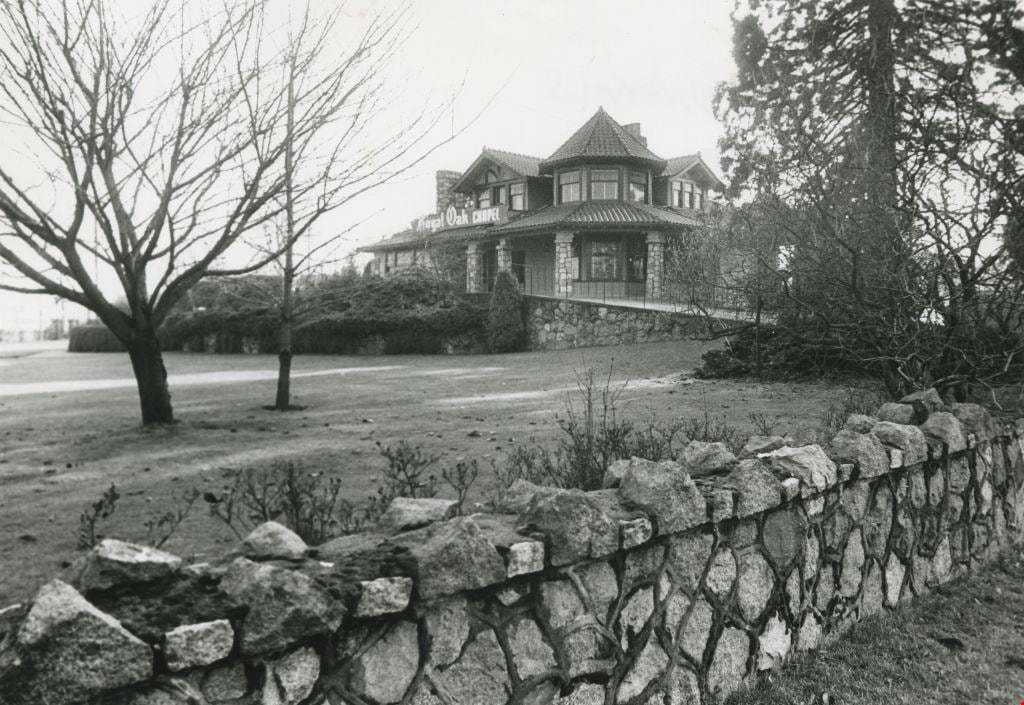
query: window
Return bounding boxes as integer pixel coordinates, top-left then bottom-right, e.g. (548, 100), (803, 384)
(589, 168), (619, 200)
(671, 181), (683, 208)
(626, 239), (646, 281)
(682, 181), (696, 208)
(571, 241), (581, 280)
(559, 170), (581, 203)
(589, 239), (620, 280)
(510, 183), (525, 210)
(629, 171), (647, 202)
(694, 187), (704, 210)
(494, 185), (507, 206)
(477, 189), (491, 209)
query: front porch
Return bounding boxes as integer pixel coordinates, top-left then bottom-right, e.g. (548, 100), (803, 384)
(465, 230), (667, 302)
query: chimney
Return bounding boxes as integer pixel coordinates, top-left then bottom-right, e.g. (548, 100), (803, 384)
(434, 170), (462, 214)
(623, 123), (647, 146)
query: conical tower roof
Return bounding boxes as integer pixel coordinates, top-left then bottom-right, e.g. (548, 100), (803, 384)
(540, 107), (666, 172)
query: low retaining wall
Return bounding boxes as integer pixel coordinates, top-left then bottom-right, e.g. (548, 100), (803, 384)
(524, 296), (703, 350)
(1, 392), (1021, 705)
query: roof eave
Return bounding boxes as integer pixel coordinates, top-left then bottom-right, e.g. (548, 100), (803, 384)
(538, 155), (669, 175)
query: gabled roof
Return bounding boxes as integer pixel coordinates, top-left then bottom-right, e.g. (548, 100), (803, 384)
(484, 148), (542, 177)
(490, 200), (701, 234)
(450, 148), (544, 193)
(540, 107), (666, 172)
(660, 153), (727, 191)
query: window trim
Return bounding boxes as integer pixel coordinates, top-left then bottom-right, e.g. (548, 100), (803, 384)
(559, 170), (581, 203)
(509, 182), (525, 210)
(628, 171), (648, 203)
(589, 168), (620, 200)
(587, 237), (622, 281)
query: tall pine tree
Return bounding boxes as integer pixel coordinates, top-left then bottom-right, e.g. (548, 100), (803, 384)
(714, 0), (1024, 396)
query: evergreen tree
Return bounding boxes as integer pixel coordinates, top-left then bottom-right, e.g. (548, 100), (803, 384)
(487, 271), (525, 353)
(713, 0), (1024, 396)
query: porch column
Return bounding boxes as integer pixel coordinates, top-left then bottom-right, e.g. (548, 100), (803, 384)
(466, 242), (483, 293)
(555, 231), (574, 296)
(496, 238), (512, 272)
(645, 232), (664, 301)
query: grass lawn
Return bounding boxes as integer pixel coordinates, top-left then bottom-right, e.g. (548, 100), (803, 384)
(728, 549), (1024, 705)
(0, 339), (860, 605)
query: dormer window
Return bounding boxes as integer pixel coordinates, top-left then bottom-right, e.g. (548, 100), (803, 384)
(629, 171), (647, 203)
(683, 181), (695, 208)
(559, 170), (581, 203)
(590, 169), (619, 200)
(495, 185), (507, 206)
(477, 189), (491, 209)
(510, 183), (525, 210)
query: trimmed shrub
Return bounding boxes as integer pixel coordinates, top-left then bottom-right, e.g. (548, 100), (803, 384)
(486, 271), (525, 353)
(158, 269), (488, 355)
(68, 325), (125, 352)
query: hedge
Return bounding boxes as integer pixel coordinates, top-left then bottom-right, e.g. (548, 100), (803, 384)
(68, 325), (126, 352)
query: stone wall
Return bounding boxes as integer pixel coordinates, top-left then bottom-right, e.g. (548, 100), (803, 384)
(1, 392), (1022, 705)
(524, 296), (703, 351)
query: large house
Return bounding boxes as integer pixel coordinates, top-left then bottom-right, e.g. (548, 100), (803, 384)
(361, 107), (725, 301)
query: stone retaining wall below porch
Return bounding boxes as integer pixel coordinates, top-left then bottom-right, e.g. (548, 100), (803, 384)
(524, 296), (704, 351)
(0, 393), (1022, 705)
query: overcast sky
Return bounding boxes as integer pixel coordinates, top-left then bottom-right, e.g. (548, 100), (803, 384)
(0, 0), (737, 332)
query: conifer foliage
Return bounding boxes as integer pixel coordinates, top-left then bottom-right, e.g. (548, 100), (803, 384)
(487, 271), (526, 353)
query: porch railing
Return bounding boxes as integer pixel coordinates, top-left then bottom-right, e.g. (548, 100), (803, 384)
(483, 264), (759, 320)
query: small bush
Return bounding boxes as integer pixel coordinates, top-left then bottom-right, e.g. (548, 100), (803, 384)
(203, 441), (476, 543)
(818, 387), (889, 442)
(77, 483), (120, 548)
(486, 270), (525, 353)
(205, 462), (365, 544)
(68, 325), (126, 352)
(492, 366), (749, 496)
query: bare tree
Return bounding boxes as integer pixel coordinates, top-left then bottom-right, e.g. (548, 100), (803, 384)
(0, 0), (454, 424)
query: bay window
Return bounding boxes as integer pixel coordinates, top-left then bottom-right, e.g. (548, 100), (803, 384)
(629, 171), (648, 202)
(559, 170), (581, 203)
(589, 168), (619, 200)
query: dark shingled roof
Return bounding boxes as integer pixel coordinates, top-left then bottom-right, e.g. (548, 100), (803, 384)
(483, 148), (542, 177)
(541, 107), (666, 171)
(661, 154), (700, 177)
(660, 154), (728, 190)
(450, 148), (545, 193)
(490, 200), (701, 234)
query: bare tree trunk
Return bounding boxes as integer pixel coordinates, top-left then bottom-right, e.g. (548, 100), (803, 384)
(275, 256), (294, 410)
(127, 328), (174, 425)
(274, 53), (297, 411)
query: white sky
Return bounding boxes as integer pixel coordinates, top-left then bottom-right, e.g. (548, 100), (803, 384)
(0, 0), (737, 332)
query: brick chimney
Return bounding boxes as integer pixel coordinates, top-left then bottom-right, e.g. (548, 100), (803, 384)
(435, 170), (462, 214)
(623, 123), (647, 146)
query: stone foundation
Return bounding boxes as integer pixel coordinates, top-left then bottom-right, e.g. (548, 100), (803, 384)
(525, 296), (703, 350)
(1, 394), (1021, 704)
